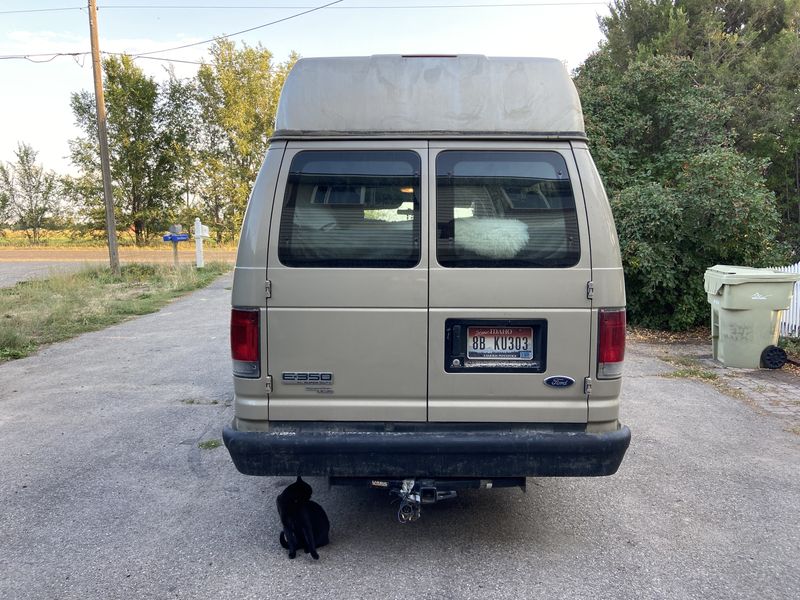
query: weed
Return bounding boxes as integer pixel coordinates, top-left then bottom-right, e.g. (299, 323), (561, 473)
(664, 367), (718, 380)
(660, 354), (700, 368)
(198, 439), (222, 450)
(779, 336), (800, 358)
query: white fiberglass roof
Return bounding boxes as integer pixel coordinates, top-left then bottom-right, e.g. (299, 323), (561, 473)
(274, 55), (585, 138)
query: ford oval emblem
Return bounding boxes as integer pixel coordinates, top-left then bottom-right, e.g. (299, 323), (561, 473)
(544, 376), (575, 388)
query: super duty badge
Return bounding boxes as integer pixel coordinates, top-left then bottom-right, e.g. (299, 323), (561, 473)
(282, 372), (334, 385)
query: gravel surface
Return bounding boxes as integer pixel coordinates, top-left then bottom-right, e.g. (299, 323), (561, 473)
(1, 274), (798, 599)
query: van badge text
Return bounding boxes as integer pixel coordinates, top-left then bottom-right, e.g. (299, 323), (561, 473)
(282, 372), (333, 385)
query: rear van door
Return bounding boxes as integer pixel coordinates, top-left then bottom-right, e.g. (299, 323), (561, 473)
(266, 142), (428, 421)
(428, 143), (592, 422)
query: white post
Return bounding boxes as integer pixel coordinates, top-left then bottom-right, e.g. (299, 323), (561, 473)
(194, 217), (205, 269)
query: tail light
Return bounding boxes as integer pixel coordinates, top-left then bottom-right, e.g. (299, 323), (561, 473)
(598, 308), (625, 379)
(231, 308), (260, 378)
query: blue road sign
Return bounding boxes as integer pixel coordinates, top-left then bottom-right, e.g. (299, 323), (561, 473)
(163, 233), (190, 242)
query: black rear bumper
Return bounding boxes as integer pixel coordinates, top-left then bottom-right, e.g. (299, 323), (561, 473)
(223, 422), (631, 478)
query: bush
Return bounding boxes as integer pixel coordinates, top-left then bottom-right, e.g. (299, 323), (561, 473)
(614, 148), (788, 330)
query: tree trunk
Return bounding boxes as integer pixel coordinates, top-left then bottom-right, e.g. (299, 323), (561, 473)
(795, 151), (799, 224)
(134, 220), (144, 246)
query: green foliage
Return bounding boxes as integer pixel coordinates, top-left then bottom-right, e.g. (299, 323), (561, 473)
(193, 41), (297, 241)
(0, 143), (61, 244)
(198, 439), (223, 450)
(592, 0), (800, 256)
(65, 43), (296, 245)
(69, 56), (192, 245)
(579, 1), (798, 329)
(778, 336), (800, 357)
(613, 150), (787, 329)
(577, 54), (731, 188)
(0, 262), (230, 362)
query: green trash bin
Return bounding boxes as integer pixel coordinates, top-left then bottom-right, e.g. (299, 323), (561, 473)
(704, 265), (800, 369)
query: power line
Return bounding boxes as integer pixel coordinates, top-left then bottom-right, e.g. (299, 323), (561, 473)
(132, 0), (344, 56)
(127, 54), (203, 64)
(0, 51), (203, 65)
(0, 52), (85, 60)
(0, 0), (343, 61)
(0, 0), (608, 61)
(103, 1), (608, 7)
(134, 0), (342, 57)
(0, 7), (82, 15)
(1, 2), (607, 16)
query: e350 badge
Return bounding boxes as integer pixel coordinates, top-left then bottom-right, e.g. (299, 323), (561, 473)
(282, 372), (334, 385)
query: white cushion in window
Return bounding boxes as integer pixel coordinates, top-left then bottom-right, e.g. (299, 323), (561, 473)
(454, 218), (529, 259)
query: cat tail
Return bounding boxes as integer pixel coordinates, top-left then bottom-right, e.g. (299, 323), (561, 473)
(279, 531), (289, 549)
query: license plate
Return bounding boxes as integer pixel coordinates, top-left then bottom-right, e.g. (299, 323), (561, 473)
(466, 326), (534, 361)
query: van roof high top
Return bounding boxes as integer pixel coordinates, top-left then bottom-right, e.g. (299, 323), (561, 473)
(274, 55), (585, 140)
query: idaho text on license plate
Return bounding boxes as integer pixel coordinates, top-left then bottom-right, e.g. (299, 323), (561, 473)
(466, 326), (534, 361)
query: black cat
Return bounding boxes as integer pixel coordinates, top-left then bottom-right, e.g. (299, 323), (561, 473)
(276, 476), (330, 559)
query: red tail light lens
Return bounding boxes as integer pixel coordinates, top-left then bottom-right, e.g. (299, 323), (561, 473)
(598, 308), (625, 379)
(231, 308), (260, 378)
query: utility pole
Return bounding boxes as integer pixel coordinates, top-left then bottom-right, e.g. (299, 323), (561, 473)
(88, 0), (120, 275)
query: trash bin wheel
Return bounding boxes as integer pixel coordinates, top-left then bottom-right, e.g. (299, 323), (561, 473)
(760, 345), (787, 370)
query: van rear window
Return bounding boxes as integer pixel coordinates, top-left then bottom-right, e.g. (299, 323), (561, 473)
(436, 151), (580, 268)
(278, 151), (421, 268)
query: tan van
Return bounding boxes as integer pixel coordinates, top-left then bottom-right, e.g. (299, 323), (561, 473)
(224, 55), (630, 518)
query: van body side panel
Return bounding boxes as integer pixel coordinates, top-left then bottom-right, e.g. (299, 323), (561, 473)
(232, 142), (286, 421)
(427, 142), (592, 423)
(266, 141), (428, 422)
(572, 145), (625, 423)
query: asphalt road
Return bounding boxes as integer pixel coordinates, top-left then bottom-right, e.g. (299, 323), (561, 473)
(1, 274), (798, 600)
(0, 261), (94, 288)
(0, 247), (236, 288)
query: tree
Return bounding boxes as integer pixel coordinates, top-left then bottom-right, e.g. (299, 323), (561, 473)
(193, 40), (297, 241)
(614, 151), (785, 329)
(576, 51), (788, 329)
(594, 0), (800, 255)
(69, 55), (190, 245)
(577, 54), (731, 189)
(0, 142), (60, 244)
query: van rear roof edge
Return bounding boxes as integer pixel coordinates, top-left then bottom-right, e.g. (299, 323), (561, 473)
(275, 55), (586, 137)
(271, 130), (588, 141)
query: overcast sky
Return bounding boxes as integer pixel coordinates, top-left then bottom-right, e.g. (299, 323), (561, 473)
(0, 0), (611, 174)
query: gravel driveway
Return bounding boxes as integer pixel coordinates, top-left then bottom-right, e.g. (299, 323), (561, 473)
(1, 274), (798, 599)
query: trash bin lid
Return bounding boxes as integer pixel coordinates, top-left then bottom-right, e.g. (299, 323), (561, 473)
(704, 264), (800, 295)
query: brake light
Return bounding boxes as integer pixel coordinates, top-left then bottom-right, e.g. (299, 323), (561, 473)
(231, 308), (260, 378)
(598, 308), (625, 379)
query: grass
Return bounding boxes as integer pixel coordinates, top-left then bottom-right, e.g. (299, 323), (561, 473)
(663, 366), (719, 380)
(0, 262), (230, 361)
(659, 354), (701, 368)
(659, 352), (748, 400)
(660, 353), (719, 382)
(198, 439), (222, 450)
